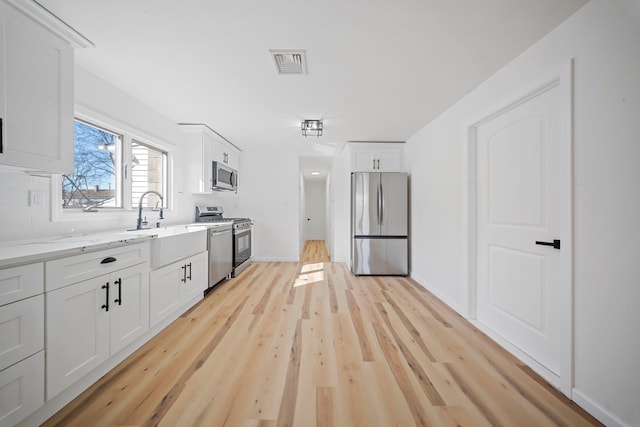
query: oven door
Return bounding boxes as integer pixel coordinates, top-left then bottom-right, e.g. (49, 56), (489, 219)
(233, 226), (252, 268)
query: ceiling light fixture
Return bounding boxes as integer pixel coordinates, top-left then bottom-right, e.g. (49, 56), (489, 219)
(311, 171), (320, 176)
(302, 119), (323, 137)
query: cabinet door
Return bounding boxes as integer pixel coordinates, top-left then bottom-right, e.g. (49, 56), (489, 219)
(0, 262), (43, 307)
(201, 132), (215, 192)
(377, 149), (403, 171)
(0, 351), (44, 426)
(182, 252), (207, 303)
(46, 276), (110, 400)
(110, 264), (149, 355)
(149, 262), (183, 328)
(351, 148), (377, 172)
(0, 2), (74, 173)
(0, 295), (44, 371)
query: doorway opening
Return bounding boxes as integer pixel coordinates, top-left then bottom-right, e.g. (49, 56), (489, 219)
(299, 155), (333, 262)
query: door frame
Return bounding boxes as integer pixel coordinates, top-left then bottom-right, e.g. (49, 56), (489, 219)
(465, 59), (574, 398)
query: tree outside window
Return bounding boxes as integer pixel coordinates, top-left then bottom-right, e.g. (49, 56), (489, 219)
(62, 120), (121, 209)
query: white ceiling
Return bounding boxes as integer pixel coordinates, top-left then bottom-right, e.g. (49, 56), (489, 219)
(38, 0), (587, 176)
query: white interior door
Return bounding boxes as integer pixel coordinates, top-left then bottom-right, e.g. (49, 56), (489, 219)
(475, 68), (572, 394)
(305, 193), (326, 240)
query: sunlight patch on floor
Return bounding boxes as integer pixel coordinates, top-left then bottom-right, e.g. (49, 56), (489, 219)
(294, 262), (325, 287)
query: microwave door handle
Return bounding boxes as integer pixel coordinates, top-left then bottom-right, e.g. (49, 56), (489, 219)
(230, 171), (236, 187)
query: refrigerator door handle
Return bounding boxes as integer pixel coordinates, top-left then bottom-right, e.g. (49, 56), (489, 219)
(379, 181), (384, 225)
(376, 181), (381, 225)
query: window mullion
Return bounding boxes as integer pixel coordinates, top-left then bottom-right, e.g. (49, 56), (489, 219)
(122, 135), (133, 210)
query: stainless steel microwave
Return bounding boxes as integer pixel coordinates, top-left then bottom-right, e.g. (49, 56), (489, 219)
(212, 161), (238, 191)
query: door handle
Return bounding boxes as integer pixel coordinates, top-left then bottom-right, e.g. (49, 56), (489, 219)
(181, 265), (187, 283)
(535, 239), (561, 249)
(187, 263), (192, 281)
(379, 182), (384, 225)
(114, 278), (122, 305)
(101, 282), (110, 311)
(376, 182), (381, 225)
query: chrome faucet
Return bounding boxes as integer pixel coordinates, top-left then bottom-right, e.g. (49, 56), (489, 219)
(136, 191), (164, 230)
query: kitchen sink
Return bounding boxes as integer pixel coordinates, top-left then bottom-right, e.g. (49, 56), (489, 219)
(128, 225), (208, 268)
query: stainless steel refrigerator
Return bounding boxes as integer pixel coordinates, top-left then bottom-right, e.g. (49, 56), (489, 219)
(351, 172), (408, 275)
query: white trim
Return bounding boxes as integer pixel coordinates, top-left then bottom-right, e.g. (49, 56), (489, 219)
(178, 123), (242, 152)
(471, 319), (561, 386)
(52, 105), (175, 222)
(572, 389), (630, 427)
(6, 0), (94, 48)
(466, 59), (574, 399)
(253, 257), (299, 262)
(76, 103), (176, 151)
(409, 273), (466, 317)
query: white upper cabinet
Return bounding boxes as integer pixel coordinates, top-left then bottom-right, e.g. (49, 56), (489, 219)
(180, 124), (241, 194)
(0, 1), (90, 173)
(349, 143), (405, 172)
(211, 136), (240, 171)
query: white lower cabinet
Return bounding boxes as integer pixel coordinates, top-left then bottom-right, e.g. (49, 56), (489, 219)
(0, 261), (45, 427)
(149, 251), (207, 328)
(0, 351), (44, 427)
(46, 263), (149, 400)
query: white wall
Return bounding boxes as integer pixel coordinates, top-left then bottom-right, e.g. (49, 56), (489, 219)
(329, 150), (350, 264)
(0, 66), (192, 242)
(406, 1), (640, 425)
(225, 146), (300, 262)
(324, 175), (332, 257)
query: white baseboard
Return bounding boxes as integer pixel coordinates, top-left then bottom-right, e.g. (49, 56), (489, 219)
(409, 273), (466, 316)
(252, 257), (299, 262)
(409, 274), (633, 427)
(572, 389), (631, 427)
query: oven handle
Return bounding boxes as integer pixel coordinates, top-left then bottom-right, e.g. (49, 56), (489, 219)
(233, 227), (253, 237)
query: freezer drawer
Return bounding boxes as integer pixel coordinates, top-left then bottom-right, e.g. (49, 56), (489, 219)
(352, 237), (408, 275)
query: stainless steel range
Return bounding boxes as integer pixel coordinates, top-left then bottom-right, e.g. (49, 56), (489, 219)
(195, 205), (253, 278)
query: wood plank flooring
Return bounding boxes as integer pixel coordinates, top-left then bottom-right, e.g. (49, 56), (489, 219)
(42, 240), (601, 427)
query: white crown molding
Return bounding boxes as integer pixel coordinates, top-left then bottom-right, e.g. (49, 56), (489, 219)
(5, 0), (94, 48)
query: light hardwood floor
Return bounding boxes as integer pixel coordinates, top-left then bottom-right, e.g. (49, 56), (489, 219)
(42, 240), (601, 426)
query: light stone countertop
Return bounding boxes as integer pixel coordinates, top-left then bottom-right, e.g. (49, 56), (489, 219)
(0, 224), (214, 269)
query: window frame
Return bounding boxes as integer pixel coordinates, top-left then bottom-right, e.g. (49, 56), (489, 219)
(52, 104), (174, 222)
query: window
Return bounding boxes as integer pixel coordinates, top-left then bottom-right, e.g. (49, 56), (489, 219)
(131, 140), (167, 209)
(61, 118), (168, 212)
(62, 120), (122, 209)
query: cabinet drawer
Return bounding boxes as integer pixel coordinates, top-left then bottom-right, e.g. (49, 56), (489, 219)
(0, 351), (44, 427)
(0, 262), (44, 306)
(0, 294), (44, 371)
(46, 243), (150, 292)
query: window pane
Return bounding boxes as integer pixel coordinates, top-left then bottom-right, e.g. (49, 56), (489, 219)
(62, 120), (122, 209)
(131, 141), (167, 208)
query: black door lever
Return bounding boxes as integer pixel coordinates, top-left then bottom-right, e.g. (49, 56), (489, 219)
(535, 239), (561, 249)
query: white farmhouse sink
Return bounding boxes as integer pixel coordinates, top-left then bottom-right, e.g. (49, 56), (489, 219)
(130, 225), (208, 268)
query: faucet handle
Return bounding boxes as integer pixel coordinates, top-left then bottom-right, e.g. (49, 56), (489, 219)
(142, 216), (148, 226)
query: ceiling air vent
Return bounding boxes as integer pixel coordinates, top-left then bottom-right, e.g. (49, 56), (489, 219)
(270, 49), (307, 75)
